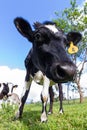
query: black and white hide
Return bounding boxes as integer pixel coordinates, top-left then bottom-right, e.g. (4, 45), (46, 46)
(14, 17), (82, 122)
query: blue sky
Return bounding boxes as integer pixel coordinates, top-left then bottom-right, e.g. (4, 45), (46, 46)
(0, 0), (83, 70)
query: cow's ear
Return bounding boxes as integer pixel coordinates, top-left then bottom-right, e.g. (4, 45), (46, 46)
(13, 85), (18, 88)
(3, 83), (6, 86)
(66, 32), (82, 54)
(14, 17), (33, 42)
(67, 32), (82, 45)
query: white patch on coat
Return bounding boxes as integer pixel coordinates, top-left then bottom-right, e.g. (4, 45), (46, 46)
(33, 71), (43, 83)
(41, 102), (47, 122)
(41, 76), (50, 99)
(59, 109), (63, 114)
(45, 24), (58, 33)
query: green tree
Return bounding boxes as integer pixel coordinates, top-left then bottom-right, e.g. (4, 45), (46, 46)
(53, 0), (87, 103)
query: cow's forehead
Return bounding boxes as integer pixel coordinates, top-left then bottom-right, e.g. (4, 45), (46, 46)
(44, 24), (59, 33)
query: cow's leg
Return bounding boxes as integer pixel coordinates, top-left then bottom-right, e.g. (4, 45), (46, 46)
(48, 86), (54, 114)
(15, 75), (31, 119)
(41, 76), (50, 122)
(58, 83), (64, 114)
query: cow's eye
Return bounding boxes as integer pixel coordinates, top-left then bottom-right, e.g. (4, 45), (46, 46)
(34, 33), (42, 41)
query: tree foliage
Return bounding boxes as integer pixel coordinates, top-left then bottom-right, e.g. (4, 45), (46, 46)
(53, 0), (87, 103)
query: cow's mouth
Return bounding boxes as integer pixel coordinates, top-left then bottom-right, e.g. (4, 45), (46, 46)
(0, 91), (8, 100)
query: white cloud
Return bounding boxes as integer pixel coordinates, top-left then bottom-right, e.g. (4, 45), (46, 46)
(0, 66), (25, 84)
(80, 73), (87, 88)
(75, 62), (87, 91)
(83, 62), (87, 73)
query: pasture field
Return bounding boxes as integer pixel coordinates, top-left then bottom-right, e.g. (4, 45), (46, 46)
(0, 99), (87, 130)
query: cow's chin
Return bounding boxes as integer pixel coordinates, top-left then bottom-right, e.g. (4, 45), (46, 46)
(46, 71), (74, 83)
(51, 77), (74, 83)
(0, 92), (8, 100)
(50, 77), (72, 83)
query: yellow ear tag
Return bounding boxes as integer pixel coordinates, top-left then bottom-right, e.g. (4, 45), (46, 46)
(68, 41), (78, 54)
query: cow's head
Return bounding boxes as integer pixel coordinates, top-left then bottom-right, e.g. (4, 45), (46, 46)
(14, 17), (82, 83)
(0, 83), (18, 100)
(0, 83), (9, 99)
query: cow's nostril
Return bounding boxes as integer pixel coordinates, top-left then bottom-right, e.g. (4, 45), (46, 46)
(56, 65), (66, 78)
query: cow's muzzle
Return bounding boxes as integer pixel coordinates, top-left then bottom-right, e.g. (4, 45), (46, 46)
(50, 63), (76, 83)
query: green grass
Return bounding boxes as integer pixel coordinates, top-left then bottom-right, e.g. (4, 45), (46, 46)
(0, 99), (87, 130)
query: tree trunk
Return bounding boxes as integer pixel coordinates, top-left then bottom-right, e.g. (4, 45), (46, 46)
(77, 82), (83, 103)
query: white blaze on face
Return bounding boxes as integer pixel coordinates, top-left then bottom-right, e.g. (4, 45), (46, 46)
(7, 84), (14, 94)
(45, 24), (58, 33)
(0, 84), (4, 93)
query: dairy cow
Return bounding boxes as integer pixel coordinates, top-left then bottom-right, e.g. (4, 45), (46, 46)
(14, 17), (82, 122)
